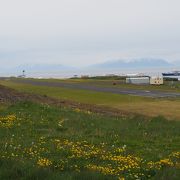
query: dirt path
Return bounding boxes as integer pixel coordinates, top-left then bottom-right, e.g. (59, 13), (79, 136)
(0, 85), (135, 118)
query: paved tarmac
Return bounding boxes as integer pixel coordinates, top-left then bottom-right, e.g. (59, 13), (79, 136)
(13, 79), (180, 98)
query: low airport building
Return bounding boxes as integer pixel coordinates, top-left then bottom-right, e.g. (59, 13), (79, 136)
(126, 77), (150, 85)
(126, 76), (164, 85)
(150, 77), (163, 85)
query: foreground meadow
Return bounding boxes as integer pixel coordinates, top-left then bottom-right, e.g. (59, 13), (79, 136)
(0, 101), (179, 179)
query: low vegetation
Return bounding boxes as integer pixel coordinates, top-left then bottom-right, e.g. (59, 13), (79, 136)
(0, 101), (180, 179)
(0, 79), (179, 179)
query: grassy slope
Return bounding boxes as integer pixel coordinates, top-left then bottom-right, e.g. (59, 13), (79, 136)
(0, 101), (180, 179)
(1, 80), (180, 120)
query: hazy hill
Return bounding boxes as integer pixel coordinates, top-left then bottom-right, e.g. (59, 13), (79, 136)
(90, 58), (173, 69)
(172, 60), (180, 66)
(12, 64), (74, 72)
(0, 64), (75, 76)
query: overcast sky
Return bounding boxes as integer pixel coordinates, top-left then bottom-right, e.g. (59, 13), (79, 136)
(0, 0), (180, 67)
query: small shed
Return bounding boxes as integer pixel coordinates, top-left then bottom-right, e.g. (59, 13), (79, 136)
(150, 77), (163, 85)
(126, 77), (150, 85)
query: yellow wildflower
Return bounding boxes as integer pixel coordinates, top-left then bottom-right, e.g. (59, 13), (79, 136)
(37, 158), (52, 167)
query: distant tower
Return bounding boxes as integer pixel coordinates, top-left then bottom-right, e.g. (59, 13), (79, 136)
(22, 70), (25, 77)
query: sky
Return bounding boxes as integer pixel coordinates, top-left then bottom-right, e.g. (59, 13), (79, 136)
(0, 0), (180, 68)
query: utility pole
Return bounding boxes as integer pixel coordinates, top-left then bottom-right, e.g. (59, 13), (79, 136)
(22, 70), (25, 77)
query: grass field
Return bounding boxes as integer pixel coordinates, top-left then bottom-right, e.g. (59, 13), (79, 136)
(0, 101), (180, 179)
(0, 79), (180, 120)
(0, 78), (180, 179)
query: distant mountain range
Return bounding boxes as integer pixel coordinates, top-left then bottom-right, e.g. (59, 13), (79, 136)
(12, 59), (178, 73)
(89, 58), (175, 69)
(172, 60), (180, 66)
(0, 58), (179, 76)
(0, 64), (75, 76)
(12, 64), (73, 72)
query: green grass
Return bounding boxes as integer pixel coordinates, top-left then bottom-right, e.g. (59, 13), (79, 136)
(1, 80), (180, 120)
(0, 101), (180, 179)
(0, 80), (148, 103)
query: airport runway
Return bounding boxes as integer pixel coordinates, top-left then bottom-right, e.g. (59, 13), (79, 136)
(13, 79), (180, 98)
